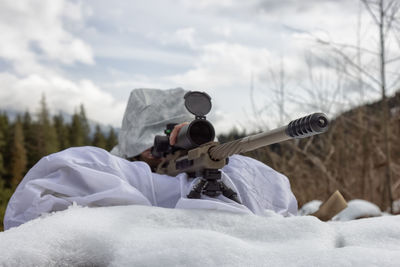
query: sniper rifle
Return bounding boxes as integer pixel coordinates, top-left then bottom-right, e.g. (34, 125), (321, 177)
(152, 91), (329, 204)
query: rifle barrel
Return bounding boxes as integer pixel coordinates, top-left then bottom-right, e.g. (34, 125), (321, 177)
(209, 113), (329, 160)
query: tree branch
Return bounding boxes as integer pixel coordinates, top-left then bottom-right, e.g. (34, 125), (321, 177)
(361, 0), (381, 26)
(316, 38), (382, 87)
(384, 0), (400, 38)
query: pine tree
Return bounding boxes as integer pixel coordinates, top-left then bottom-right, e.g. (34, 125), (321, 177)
(92, 125), (106, 149)
(0, 113), (13, 231)
(53, 113), (70, 150)
(0, 127), (5, 179)
(0, 178), (12, 231)
(79, 104), (90, 145)
(22, 111), (37, 169)
(0, 113), (7, 178)
(69, 104), (91, 147)
(36, 94), (59, 157)
(69, 112), (84, 147)
(10, 118), (27, 188)
(106, 127), (118, 151)
(0, 113), (11, 181)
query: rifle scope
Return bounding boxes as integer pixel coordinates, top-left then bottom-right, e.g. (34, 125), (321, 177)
(151, 91), (215, 157)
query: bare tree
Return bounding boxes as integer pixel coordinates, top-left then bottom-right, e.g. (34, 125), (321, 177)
(314, 0), (400, 212)
(248, 57), (290, 130)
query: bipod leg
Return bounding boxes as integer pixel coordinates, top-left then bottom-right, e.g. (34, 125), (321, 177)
(202, 180), (222, 197)
(220, 181), (241, 204)
(187, 178), (207, 199)
(187, 169), (241, 204)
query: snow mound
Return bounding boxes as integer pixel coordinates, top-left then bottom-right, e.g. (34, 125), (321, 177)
(394, 199), (400, 214)
(1, 205), (399, 266)
(298, 200), (322, 216)
(333, 199), (382, 221)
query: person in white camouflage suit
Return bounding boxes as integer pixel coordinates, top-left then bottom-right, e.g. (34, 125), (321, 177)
(4, 88), (297, 230)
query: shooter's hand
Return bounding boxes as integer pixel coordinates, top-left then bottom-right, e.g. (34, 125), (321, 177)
(169, 122), (189, 146)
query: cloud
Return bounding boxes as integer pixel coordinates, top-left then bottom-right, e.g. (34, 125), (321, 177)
(0, 0), (126, 126)
(257, 0), (352, 14)
(0, 0), (94, 73)
(179, 0), (237, 10)
(167, 42), (272, 89)
(146, 27), (198, 49)
(0, 72), (126, 126)
(2, 0), (396, 132)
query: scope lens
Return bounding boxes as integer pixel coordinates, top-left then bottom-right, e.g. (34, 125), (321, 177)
(189, 120), (215, 145)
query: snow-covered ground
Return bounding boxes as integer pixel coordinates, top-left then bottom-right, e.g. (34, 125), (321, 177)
(333, 199), (382, 221)
(1, 204), (399, 266)
(298, 200), (322, 216)
(299, 199), (384, 221)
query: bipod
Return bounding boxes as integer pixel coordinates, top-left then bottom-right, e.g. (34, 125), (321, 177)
(187, 168), (241, 204)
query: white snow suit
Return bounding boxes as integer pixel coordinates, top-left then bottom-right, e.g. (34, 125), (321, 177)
(4, 146), (297, 230)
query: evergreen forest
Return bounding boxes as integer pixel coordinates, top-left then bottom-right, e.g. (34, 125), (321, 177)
(0, 96), (118, 230)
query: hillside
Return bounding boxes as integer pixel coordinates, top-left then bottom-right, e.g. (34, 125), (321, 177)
(239, 91), (400, 211)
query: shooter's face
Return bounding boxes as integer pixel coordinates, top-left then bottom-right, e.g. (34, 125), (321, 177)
(139, 148), (163, 169)
(139, 122), (189, 170)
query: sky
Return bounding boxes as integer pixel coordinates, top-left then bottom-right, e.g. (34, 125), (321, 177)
(0, 0), (399, 133)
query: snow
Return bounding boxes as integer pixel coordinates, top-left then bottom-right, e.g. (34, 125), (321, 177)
(394, 199), (400, 214)
(299, 199), (383, 221)
(1, 204), (400, 266)
(298, 200), (322, 216)
(333, 200), (382, 221)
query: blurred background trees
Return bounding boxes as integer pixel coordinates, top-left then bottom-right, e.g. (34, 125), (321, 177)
(0, 97), (118, 230)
